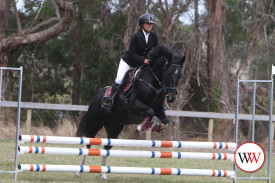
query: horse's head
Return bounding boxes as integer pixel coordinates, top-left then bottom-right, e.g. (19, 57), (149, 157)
(145, 45), (184, 103)
(165, 53), (185, 103)
(149, 44), (172, 64)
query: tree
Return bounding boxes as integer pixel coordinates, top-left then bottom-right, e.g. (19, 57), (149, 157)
(0, 0), (74, 68)
(206, 0), (231, 112)
(154, 0), (192, 46)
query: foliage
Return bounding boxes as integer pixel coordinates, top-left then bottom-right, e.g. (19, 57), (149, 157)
(212, 81), (222, 112)
(2, 0), (274, 137)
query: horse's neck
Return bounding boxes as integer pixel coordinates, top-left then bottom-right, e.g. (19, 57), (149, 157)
(150, 60), (166, 81)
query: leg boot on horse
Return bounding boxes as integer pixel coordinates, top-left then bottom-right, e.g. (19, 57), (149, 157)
(151, 122), (167, 133)
(135, 117), (153, 132)
(151, 117), (169, 133)
(101, 82), (120, 113)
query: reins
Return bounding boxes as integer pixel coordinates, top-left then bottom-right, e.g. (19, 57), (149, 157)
(137, 60), (168, 106)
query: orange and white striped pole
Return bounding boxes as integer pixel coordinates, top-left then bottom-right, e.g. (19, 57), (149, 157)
(19, 135), (237, 150)
(18, 164), (235, 178)
(18, 146), (234, 161)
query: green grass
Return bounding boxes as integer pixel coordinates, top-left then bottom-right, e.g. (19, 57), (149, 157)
(0, 139), (274, 183)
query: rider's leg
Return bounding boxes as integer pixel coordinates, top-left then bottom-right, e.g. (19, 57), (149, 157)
(102, 82), (120, 109)
(114, 59), (131, 84)
(102, 59), (131, 112)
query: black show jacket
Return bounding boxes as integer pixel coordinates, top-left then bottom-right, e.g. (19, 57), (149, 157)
(122, 30), (158, 68)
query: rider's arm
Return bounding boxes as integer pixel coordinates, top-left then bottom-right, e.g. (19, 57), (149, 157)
(126, 35), (146, 66)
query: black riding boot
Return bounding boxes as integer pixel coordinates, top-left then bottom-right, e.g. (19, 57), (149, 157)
(101, 82), (120, 113)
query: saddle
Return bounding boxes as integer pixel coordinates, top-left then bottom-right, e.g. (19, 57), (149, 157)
(104, 69), (137, 102)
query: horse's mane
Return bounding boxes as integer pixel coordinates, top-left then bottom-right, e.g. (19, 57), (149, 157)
(149, 44), (172, 63)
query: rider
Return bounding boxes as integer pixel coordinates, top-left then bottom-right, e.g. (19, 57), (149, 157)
(101, 13), (158, 112)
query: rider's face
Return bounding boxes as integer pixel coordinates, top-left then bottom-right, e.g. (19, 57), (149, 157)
(143, 23), (153, 33)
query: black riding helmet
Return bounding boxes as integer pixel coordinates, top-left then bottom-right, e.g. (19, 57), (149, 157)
(139, 13), (155, 27)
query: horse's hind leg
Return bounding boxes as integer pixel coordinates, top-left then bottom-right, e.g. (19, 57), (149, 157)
(100, 124), (124, 179)
(76, 144), (90, 176)
(100, 155), (108, 179)
(77, 123), (103, 176)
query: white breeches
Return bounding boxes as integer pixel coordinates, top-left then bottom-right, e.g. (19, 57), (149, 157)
(115, 59), (131, 84)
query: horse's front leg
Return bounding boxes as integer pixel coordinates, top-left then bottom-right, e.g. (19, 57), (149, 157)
(130, 99), (155, 118)
(154, 106), (169, 125)
(131, 99), (155, 132)
(151, 106), (169, 132)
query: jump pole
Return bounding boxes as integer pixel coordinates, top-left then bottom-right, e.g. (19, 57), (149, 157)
(18, 146), (234, 161)
(18, 164), (235, 178)
(19, 135), (237, 150)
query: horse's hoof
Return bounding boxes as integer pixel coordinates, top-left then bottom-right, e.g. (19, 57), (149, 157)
(75, 172), (82, 177)
(135, 128), (140, 133)
(100, 173), (108, 179)
(152, 123), (167, 133)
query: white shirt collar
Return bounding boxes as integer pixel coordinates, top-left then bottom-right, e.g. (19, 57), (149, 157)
(142, 29), (150, 44)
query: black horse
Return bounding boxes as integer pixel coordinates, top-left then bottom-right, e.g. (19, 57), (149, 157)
(76, 44), (185, 178)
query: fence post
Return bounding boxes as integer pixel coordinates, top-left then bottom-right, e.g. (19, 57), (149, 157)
(208, 119), (213, 142)
(145, 129), (151, 140)
(272, 121), (275, 151)
(26, 109), (32, 134)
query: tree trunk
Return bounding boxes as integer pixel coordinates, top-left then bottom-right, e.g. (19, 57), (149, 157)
(72, 2), (84, 106)
(160, 0), (192, 45)
(0, 0), (74, 67)
(207, 0), (230, 112)
(71, 1), (86, 125)
(0, 0), (6, 40)
(123, 0), (147, 50)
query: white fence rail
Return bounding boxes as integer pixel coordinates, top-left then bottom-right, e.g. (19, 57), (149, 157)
(1, 101), (274, 145)
(2, 101), (275, 121)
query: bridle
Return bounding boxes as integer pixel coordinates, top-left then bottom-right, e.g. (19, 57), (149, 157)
(165, 64), (182, 95)
(137, 60), (168, 106)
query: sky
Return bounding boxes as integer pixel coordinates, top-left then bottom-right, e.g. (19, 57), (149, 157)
(16, 0), (25, 11)
(16, 0), (206, 25)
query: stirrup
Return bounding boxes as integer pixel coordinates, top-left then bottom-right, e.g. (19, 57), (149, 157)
(101, 98), (113, 112)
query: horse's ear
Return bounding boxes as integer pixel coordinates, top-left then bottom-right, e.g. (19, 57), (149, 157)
(180, 55), (185, 66)
(168, 52), (172, 62)
(160, 44), (172, 61)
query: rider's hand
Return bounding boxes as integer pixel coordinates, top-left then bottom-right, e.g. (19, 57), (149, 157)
(144, 59), (150, 64)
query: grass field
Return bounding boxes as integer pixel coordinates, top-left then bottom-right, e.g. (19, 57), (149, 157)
(0, 139), (274, 183)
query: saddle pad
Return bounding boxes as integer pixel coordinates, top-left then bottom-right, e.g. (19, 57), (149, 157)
(104, 86), (112, 98)
(104, 73), (135, 98)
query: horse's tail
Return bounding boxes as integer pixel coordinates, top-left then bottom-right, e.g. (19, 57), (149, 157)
(76, 112), (88, 137)
(76, 88), (104, 137)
